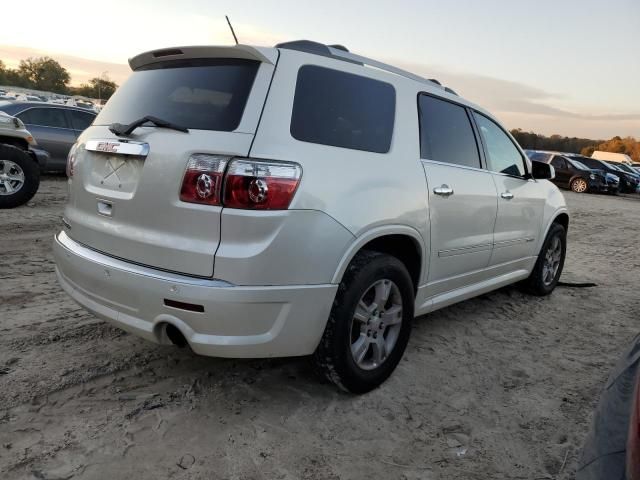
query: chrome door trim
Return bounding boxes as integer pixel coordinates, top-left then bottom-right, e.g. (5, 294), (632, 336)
(438, 243), (493, 257)
(85, 139), (150, 157)
(493, 237), (535, 249)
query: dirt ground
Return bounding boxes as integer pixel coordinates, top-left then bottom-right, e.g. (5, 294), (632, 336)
(1, 177), (639, 480)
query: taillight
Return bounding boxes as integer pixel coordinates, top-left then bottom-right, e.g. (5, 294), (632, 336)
(223, 159), (302, 210)
(66, 143), (78, 178)
(179, 154), (229, 205)
(627, 372), (640, 480)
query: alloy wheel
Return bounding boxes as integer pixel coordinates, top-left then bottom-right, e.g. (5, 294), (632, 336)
(0, 160), (25, 195)
(349, 279), (403, 370)
(572, 178), (588, 193)
(542, 235), (562, 286)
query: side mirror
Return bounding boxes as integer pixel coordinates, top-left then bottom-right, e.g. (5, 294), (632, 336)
(531, 161), (555, 180)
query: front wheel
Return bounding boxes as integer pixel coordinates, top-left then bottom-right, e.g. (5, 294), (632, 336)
(0, 144), (40, 209)
(523, 223), (566, 296)
(312, 250), (414, 394)
(570, 177), (588, 193)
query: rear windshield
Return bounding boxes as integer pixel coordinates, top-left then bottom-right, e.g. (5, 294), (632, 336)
(95, 58), (259, 132)
(290, 65), (395, 153)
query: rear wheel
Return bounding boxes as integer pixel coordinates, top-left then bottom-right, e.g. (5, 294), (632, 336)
(312, 250), (414, 394)
(0, 144), (39, 208)
(571, 177), (588, 193)
(523, 223), (566, 296)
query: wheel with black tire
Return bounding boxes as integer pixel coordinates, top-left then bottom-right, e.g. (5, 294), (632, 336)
(0, 144), (40, 209)
(523, 223), (566, 296)
(312, 250), (414, 394)
(570, 177), (588, 193)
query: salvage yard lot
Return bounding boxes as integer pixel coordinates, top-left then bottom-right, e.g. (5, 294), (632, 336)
(1, 177), (639, 480)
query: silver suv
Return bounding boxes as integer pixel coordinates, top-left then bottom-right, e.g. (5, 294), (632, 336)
(53, 41), (568, 393)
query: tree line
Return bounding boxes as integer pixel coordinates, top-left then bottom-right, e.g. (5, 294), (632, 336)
(0, 57), (117, 101)
(510, 129), (640, 162)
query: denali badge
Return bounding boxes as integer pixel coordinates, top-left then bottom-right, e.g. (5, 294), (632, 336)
(96, 142), (120, 153)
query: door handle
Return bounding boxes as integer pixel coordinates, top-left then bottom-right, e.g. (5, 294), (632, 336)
(433, 185), (454, 196)
(501, 191), (514, 200)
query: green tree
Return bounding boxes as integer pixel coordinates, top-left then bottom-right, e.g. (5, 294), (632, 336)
(75, 75), (118, 101)
(17, 57), (70, 93)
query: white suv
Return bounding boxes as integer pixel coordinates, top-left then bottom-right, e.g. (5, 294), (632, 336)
(53, 41), (568, 393)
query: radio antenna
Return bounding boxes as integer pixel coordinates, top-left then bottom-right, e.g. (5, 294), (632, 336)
(225, 15), (239, 45)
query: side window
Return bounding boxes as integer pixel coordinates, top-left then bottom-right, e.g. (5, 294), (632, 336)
(473, 113), (526, 177)
(418, 95), (481, 168)
(21, 108), (70, 129)
(69, 110), (95, 131)
(16, 110), (32, 124)
(550, 156), (566, 169)
(290, 65), (395, 153)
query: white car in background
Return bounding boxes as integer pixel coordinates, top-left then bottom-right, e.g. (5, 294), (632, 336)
(592, 150), (634, 165)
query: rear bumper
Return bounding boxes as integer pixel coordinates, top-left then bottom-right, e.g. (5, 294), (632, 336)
(53, 231), (337, 358)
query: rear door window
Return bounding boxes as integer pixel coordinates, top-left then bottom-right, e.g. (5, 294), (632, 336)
(94, 59), (260, 132)
(69, 110), (95, 131)
(418, 94), (481, 168)
(18, 108), (70, 128)
(290, 65), (395, 153)
(551, 156), (566, 169)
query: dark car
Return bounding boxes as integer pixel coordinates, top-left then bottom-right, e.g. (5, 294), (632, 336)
(577, 333), (640, 479)
(525, 150), (608, 193)
(577, 156), (640, 194)
(0, 102), (96, 172)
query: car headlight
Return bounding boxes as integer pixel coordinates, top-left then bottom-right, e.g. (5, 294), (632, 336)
(589, 174), (595, 180)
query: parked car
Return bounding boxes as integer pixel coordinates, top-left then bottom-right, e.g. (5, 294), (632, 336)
(53, 41), (568, 393)
(604, 172), (622, 193)
(525, 150), (608, 193)
(612, 163), (640, 189)
(0, 102), (96, 172)
(577, 333), (640, 479)
(577, 156), (640, 193)
(0, 111), (49, 207)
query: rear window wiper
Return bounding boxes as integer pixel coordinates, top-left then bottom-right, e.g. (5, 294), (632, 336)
(109, 115), (189, 136)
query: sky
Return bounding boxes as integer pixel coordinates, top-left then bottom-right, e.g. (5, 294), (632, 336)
(1, 0), (638, 139)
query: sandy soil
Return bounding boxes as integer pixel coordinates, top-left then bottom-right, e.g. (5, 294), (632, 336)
(1, 177), (639, 480)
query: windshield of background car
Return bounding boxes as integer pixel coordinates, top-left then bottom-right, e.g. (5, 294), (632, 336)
(604, 161), (624, 171)
(568, 159), (590, 170)
(526, 151), (552, 162)
(95, 58), (260, 132)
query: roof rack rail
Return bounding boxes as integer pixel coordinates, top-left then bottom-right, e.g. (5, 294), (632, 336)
(275, 40), (362, 65)
(276, 40), (457, 95)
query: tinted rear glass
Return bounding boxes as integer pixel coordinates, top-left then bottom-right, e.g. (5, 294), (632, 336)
(70, 110), (95, 130)
(95, 59), (259, 132)
(290, 65), (395, 153)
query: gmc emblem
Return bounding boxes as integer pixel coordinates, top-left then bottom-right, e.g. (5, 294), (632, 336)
(96, 142), (119, 153)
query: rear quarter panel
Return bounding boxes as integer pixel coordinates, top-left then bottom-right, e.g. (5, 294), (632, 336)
(249, 50), (430, 285)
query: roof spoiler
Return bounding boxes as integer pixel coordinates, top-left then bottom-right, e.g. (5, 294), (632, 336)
(128, 45), (277, 71)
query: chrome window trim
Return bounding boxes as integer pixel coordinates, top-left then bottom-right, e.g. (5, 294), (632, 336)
(420, 158), (491, 175)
